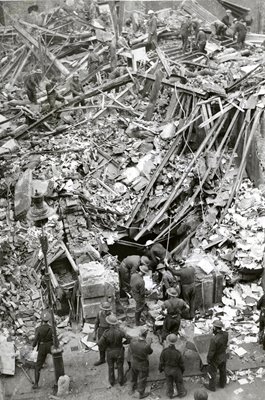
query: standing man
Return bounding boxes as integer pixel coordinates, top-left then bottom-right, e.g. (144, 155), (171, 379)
(93, 302), (112, 366)
(196, 27), (207, 53)
(32, 311), (53, 389)
(233, 19), (247, 50)
(119, 255), (151, 296)
(180, 15), (192, 53)
(70, 72), (85, 107)
(46, 78), (65, 110)
(129, 327), (153, 399)
(161, 288), (189, 343)
(87, 45), (100, 73)
(130, 265), (149, 326)
(145, 240), (171, 273)
(168, 260), (196, 319)
(159, 334), (187, 398)
(243, 9), (253, 30)
(257, 292), (265, 348)
(147, 10), (157, 50)
(24, 69), (42, 104)
(221, 9), (232, 28)
(204, 320), (228, 392)
(98, 314), (130, 387)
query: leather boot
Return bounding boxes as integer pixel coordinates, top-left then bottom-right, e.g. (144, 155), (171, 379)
(94, 351), (106, 366)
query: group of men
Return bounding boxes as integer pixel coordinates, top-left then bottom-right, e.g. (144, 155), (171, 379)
(93, 305), (229, 398)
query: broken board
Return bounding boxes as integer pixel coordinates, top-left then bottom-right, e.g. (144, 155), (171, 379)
(0, 340), (15, 375)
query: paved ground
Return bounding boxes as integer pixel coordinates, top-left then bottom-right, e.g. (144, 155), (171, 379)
(2, 328), (265, 400)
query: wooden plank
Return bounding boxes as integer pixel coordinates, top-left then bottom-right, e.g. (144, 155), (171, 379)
(156, 47), (172, 77)
(165, 91), (178, 121)
(144, 70), (164, 121)
(0, 340), (15, 375)
(92, 85), (133, 120)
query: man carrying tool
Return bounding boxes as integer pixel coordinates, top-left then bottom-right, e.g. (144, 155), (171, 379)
(130, 265), (149, 326)
(93, 302), (112, 366)
(119, 255), (151, 296)
(98, 314), (130, 387)
(204, 320), (228, 392)
(24, 69), (42, 104)
(159, 334), (187, 398)
(70, 72), (85, 107)
(46, 78), (65, 110)
(147, 10), (157, 50)
(211, 20), (227, 39)
(257, 291), (265, 348)
(145, 240), (171, 273)
(128, 327), (153, 398)
(156, 263), (180, 300)
(32, 310), (53, 389)
(160, 288), (189, 344)
(168, 259), (196, 319)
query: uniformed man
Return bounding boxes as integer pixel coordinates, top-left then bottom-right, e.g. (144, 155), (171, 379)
(180, 15), (192, 52)
(98, 314), (130, 387)
(46, 78), (65, 110)
(130, 265), (149, 326)
(128, 327), (153, 399)
(145, 240), (171, 273)
(93, 302), (112, 366)
(159, 334), (187, 398)
(156, 263), (179, 300)
(196, 27), (207, 53)
(32, 310), (53, 389)
(161, 288), (189, 343)
(212, 20), (227, 38)
(119, 255), (151, 296)
(221, 9), (232, 28)
(257, 292), (265, 348)
(87, 45), (100, 78)
(70, 72), (85, 107)
(117, 30), (131, 50)
(24, 69), (42, 104)
(191, 13), (201, 37)
(243, 9), (253, 30)
(233, 19), (247, 49)
(147, 10), (157, 50)
(204, 320), (228, 392)
(168, 260), (196, 319)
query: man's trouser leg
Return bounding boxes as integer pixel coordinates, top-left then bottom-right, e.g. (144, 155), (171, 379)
(174, 369), (186, 396)
(208, 364), (217, 391)
(34, 344), (50, 387)
(138, 368), (148, 395)
(106, 350), (115, 386)
(131, 366), (139, 391)
(218, 362), (227, 388)
(182, 285), (195, 319)
(165, 373), (174, 398)
(135, 297), (145, 326)
(97, 327), (107, 363)
(116, 348), (125, 385)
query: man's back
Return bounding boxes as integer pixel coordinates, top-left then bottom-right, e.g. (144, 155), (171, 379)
(129, 337), (153, 369)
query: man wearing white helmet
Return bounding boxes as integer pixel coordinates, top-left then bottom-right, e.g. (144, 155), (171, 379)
(204, 320), (228, 392)
(32, 311), (53, 389)
(147, 10), (157, 50)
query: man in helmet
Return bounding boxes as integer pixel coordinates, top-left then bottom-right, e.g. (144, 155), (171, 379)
(159, 334), (187, 398)
(180, 15), (192, 53)
(117, 30), (131, 49)
(70, 72), (85, 107)
(204, 319), (228, 392)
(32, 311), (53, 389)
(160, 288), (189, 343)
(194, 389), (208, 400)
(128, 327), (153, 398)
(196, 26), (207, 53)
(168, 259), (196, 319)
(147, 10), (157, 50)
(221, 9), (232, 28)
(87, 44), (100, 81)
(211, 20), (227, 39)
(233, 19), (247, 50)
(130, 265), (149, 326)
(93, 302), (112, 366)
(145, 240), (171, 273)
(119, 255), (151, 296)
(98, 314), (130, 387)
(24, 69), (42, 104)
(46, 78), (65, 110)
